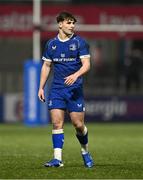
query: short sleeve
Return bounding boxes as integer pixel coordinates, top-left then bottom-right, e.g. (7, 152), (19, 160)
(79, 39), (90, 59)
(42, 41), (52, 62)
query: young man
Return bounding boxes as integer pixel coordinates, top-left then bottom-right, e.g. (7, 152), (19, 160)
(38, 11), (94, 168)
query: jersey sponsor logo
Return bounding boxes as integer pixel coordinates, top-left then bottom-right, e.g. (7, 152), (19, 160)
(52, 45), (56, 50)
(69, 43), (77, 51)
(53, 58), (76, 62)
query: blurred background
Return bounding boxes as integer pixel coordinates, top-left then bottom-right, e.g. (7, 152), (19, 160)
(0, 0), (143, 124)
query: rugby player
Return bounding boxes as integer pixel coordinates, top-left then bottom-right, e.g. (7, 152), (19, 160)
(38, 11), (94, 168)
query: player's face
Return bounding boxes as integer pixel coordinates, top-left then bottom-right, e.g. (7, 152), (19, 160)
(59, 19), (75, 35)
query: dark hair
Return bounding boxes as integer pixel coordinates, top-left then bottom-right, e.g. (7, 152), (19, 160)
(56, 11), (77, 23)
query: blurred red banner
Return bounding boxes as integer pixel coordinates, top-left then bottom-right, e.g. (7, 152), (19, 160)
(0, 4), (143, 39)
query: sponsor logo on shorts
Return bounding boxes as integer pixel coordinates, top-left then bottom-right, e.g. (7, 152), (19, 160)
(77, 103), (82, 107)
(48, 100), (52, 106)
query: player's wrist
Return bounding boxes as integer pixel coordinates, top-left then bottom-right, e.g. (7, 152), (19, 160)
(74, 72), (80, 79)
(39, 87), (44, 91)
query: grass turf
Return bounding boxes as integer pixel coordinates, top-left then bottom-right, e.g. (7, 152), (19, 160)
(0, 122), (143, 179)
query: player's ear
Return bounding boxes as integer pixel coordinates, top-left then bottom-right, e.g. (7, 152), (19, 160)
(58, 22), (63, 29)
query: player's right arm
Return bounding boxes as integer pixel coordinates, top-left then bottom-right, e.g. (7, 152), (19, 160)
(38, 61), (51, 102)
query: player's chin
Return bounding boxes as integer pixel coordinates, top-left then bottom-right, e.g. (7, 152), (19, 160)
(67, 31), (73, 35)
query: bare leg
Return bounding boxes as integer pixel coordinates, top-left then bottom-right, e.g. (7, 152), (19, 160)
(50, 109), (65, 129)
(70, 112), (88, 153)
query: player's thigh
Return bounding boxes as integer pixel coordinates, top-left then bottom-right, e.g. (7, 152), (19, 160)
(69, 111), (85, 128)
(50, 109), (65, 128)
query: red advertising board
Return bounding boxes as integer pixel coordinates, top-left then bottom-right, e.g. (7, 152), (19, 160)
(0, 4), (143, 39)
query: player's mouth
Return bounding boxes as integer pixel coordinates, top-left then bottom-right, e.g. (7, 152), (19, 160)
(69, 29), (74, 32)
(69, 27), (74, 30)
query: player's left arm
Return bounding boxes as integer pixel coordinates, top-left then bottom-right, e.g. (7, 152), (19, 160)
(64, 57), (90, 86)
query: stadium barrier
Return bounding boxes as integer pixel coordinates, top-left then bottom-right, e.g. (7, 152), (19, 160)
(1, 94), (143, 123)
(85, 96), (143, 122)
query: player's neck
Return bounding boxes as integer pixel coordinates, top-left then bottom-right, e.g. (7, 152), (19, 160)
(58, 32), (73, 42)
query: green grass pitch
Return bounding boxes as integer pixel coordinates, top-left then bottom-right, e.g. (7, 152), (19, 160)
(0, 122), (143, 179)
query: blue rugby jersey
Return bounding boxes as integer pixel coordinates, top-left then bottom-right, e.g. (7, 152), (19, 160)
(42, 34), (90, 88)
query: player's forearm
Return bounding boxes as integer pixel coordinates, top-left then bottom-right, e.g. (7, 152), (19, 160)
(39, 63), (51, 89)
(74, 59), (90, 78)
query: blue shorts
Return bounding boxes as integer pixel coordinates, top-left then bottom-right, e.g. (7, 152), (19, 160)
(47, 86), (85, 112)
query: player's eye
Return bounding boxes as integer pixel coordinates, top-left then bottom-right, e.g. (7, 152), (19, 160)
(67, 21), (75, 25)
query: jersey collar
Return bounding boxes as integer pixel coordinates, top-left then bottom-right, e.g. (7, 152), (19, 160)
(57, 33), (74, 42)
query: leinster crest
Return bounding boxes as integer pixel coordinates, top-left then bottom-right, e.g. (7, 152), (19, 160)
(69, 44), (76, 51)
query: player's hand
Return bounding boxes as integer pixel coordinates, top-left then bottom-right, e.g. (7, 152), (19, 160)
(64, 74), (78, 86)
(38, 88), (45, 102)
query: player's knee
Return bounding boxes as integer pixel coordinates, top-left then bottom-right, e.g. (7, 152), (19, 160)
(73, 122), (84, 131)
(53, 121), (63, 129)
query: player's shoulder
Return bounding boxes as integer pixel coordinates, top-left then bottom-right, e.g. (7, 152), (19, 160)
(73, 34), (86, 41)
(72, 34), (88, 44)
(72, 34), (88, 48)
(45, 37), (57, 48)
